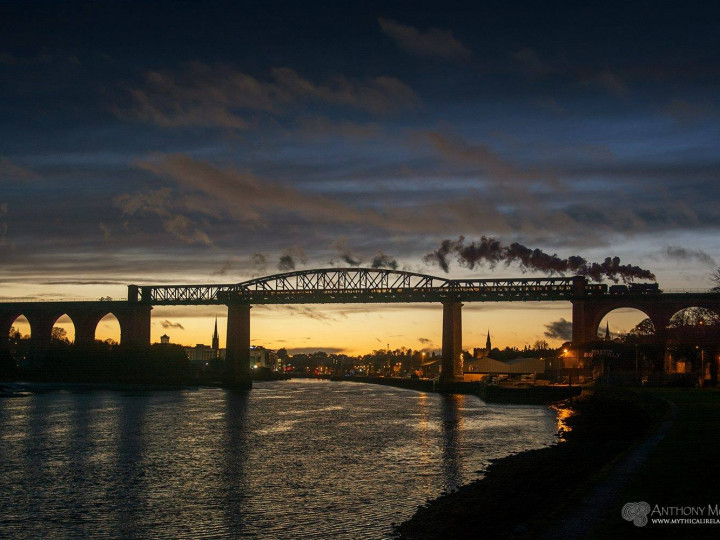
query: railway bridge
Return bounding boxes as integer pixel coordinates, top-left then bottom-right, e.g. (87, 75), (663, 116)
(1, 268), (718, 388)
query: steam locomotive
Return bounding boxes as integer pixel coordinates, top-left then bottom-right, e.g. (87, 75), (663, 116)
(608, 283), (661, 295)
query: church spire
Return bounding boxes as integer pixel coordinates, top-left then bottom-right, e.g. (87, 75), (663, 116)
(486, 329), (492, 351)
(605, 321), (611, 341)
(212, 317), (219, 353)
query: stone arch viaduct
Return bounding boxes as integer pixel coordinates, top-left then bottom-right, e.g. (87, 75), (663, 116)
(2, 270), (718, 388)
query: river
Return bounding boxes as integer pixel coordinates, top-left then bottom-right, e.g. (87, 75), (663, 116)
(0, 380), (558, 538)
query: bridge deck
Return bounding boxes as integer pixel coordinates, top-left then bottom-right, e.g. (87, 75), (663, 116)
(1, 267), (714, 308)
(140, 273), (590, 305)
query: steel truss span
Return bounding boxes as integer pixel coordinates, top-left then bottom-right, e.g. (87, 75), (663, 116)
(139, 268), (588, 305)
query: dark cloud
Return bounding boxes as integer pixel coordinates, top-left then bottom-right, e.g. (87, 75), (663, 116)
(160, 320), (185, 330)
(663, 246), (716, 267)
(0, 157), (40, 182)
(117, 62), (420, 129)
(0, 51), (79, 66)
(417, 337), (432, 344)
(664, 99), (720, 124)
(543, 318), (572, 341)
(40, 280), (128, 286)
(1, 1), (718, 304)
(423, 131), (553, 186)
(286, 347), (347, 355)
(579, 69), (629, 97)
(114, 187), (212, 245)
(135, 153), (389, 230)
(378, 18), (471, 60)
(272, 305), (343, 321)
(512, 47), (556, 78)
(0, 203), (7, 244)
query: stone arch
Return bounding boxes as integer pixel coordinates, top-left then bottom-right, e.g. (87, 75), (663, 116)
(94, 312), (121, 344)
(6, 313), (31, 339)
(590, 305), (655, 341)
(667, 306), (720, 330)
(2, 314), (31, 366)
(664, 307), (720, 379)
(51, 313), (76, 344)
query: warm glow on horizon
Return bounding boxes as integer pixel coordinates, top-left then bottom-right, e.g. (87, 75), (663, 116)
(6, 301), (668, 354)
(6, 277), (707, 355)
(146, 302), (576, 354)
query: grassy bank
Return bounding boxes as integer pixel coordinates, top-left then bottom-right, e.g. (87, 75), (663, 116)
(593, 388), (720, 538)
(394, 387), (670, 539)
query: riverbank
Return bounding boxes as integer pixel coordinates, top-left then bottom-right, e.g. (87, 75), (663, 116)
(346, 376), (582, 404)
(394, 386), (672, 539)
(592, 388), (720, 539)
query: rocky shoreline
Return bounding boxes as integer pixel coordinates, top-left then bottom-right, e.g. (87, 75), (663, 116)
(394, 387), (671, 539)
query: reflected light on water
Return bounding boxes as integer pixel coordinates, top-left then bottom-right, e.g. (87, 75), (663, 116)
(0, 381), (558, 538)
(552, 404), (575, 441)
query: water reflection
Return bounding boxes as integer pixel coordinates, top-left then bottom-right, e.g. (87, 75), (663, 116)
(440, 393), (464, 491)
(0, 381), (558, 538)
(552, 403), (574, 441)
(114, 394), (150, 537)
(222, 390), (250, 536)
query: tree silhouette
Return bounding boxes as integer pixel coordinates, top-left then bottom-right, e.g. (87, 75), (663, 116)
(711, 266), (720, 292)
(623, 318), (655, 343)
(51, 326), (69, 343)
(668, 307), (720, 329)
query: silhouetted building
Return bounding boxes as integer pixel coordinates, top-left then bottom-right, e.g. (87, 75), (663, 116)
(212, 317), (219, 358)
(464, 357), (546, 380)
(473, 329), (493, 359)
(185, 344), (226, 364)
(160, 334), (170, 344)
(249, 346), (280, 371)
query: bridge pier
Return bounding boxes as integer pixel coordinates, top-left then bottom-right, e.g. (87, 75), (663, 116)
(116, 305), (152, 346)
(571, 300), (588, 344)
(440, 300), (464, 383)
(0, 313), (17, 352)
(27, 314), (55, 369)
(225, 302), (252, 390)
(73, 314), (100, 346)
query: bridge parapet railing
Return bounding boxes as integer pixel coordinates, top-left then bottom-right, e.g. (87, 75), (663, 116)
(663, 288), (719, 294)
(140, 284), (239, 304)
(0, 297), (111, 303)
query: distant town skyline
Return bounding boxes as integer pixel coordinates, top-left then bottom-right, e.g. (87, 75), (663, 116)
(2, 1), (718, 353)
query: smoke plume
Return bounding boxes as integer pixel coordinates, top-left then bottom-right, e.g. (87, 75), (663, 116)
(332, 239), (362, 267)
(422, 238), (458, 273)
(278, 254), (296, 271)
(371, 251), (398, 270)
(250, 253), (267, 273)
(342, 253), (361, 266)
(424, 236), (656, 282)
(277, 247), (307, 272)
